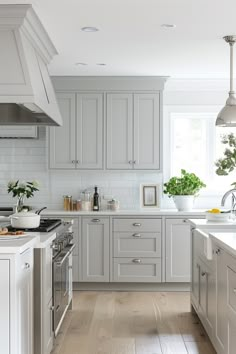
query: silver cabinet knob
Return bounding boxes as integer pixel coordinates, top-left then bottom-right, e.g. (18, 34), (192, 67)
(72, 160), (76, 163)
(133, 160), (136, 164)
(128, 160), (133, 164)
(133, 223), (141, 227)
(132, 233), (141, 237)
(92, 218), (100, 223)
(233, 288), (236, 294)
(24, 262), (30, 269)
(216, 249), (221, 255)
(201, 271), (206, 277)
(182, 219), (187, 223)
(132, 258), (142, 263)
(76, 160), (80, 164)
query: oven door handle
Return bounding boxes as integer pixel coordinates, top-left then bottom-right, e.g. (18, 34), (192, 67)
(55, 244), (75, 266)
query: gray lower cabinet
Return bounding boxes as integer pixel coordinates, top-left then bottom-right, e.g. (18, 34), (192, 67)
(82, 217), (110, 282)
(113, 258), (161, 282)
(165, 218), (193, 282)
(112, 218), (162, 282)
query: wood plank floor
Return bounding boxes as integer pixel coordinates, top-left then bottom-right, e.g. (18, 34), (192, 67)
(51, 291), (216, 354)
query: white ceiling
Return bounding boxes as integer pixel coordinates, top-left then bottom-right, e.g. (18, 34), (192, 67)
(3, 0), (236, 78)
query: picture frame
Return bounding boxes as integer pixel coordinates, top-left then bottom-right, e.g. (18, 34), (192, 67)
(140, 183), (160, 209)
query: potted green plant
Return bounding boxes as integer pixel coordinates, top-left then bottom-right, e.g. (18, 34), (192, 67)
(163, 169), (206, 211)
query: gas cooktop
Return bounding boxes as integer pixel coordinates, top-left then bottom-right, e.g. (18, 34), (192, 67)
(7, 218), (62, 232)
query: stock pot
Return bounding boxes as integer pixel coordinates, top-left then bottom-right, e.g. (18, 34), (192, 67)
(10, 211), (40, 229)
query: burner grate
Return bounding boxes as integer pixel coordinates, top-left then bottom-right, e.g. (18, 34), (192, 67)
(6, 218), (62, 232)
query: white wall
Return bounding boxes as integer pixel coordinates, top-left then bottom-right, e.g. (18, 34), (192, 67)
(0, 78), (233, 210)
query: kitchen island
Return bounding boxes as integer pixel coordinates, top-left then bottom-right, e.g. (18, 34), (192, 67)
(190, 219), (236, 354)
(0, 229), (57, 354)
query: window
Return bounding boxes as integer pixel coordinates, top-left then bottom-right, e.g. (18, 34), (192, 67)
(167, 110), (236, 195)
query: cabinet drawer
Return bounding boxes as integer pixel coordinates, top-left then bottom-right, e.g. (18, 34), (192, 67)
(113, 218), (161, 232)
(113, 232), (161, 257)
(228, 266), (236, 313)
(113, 258), (161, 282)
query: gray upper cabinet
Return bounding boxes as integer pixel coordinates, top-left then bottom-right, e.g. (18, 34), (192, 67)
(106, 93), (133, 169)
(49, 92), (103, 169)
(133, 93), (160, 169)
(76, 94), (103, 169)
(106, 92), (160, 170)
(49, 93), (76, 169)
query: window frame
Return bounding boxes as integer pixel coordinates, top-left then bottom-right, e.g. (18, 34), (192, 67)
(163, 104), (233, 197)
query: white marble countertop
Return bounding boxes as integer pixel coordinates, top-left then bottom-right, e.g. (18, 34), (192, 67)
(189, 219), (236, 230)
(42, 208), (207, 216)
(210, 232), (236, 257)
(0, 229), (57, 253)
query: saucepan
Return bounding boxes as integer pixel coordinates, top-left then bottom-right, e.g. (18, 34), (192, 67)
(10, 207), (47, 229)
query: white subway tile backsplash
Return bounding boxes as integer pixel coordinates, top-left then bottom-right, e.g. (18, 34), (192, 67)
(0, 127), (164, 210)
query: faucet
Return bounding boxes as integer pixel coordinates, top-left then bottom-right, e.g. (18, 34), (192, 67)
(221, 188), (236, 214)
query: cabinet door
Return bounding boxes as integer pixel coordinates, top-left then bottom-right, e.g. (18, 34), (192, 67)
(43, 243), (53, 305)
(17, 248), (33, 354)
(49, 93), (76, 169)
(133, 93), (160, 170)
(43, 298), (53, 354)
(165, 218), (191, 282)
(106, 93), (133, 169)
(0, 260), (10, 354)
(191, 257), (200, 310)
(82, 217), (110, 282)
(215, 246), (227, 354)
(76, 93), (103, 169)
(198, 259), (215, 337)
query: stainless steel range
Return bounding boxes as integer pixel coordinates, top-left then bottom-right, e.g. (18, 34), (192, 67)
(51, 223), (75, 336)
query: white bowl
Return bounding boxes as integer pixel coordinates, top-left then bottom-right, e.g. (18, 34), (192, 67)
(205, 212), (230, 222)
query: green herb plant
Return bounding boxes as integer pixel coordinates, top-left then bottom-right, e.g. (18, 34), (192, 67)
(215, 133), (236, 178)
(163, 169), (206, 197)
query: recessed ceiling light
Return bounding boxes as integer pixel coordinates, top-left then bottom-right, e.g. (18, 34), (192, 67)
(96, 63), (106, 66)
(75, 62), (87, 66)
(81, 26), (99, 32)
(161, 24), (176, 28)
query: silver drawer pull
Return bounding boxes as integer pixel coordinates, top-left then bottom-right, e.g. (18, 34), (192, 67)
(92, 218), (100, 223)
(24, 262), (30, 269)
(183, 219), (187, 223)
(132, 258), (142, 263)
(133, 223), (141, 227)
(132, 233), (141, 237)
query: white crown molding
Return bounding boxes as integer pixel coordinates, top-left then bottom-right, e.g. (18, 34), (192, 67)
(165, 78), (229, 92)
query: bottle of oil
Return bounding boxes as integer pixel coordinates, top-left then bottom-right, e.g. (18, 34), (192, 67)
(93, 186), (99, 211)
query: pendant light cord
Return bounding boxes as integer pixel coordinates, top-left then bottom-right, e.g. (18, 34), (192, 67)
(230, 41), (234, 93)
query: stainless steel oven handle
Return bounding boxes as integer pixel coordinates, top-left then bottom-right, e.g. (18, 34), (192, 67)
(55, 244), (75, 266)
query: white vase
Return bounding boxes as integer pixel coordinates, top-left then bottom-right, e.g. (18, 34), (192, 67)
(173, 195), (195, 211)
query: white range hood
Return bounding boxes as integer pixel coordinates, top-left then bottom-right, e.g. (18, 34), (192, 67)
(0, 4), (62, 126)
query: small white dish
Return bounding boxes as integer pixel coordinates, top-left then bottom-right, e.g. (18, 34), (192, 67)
(206, 212), (230, 222)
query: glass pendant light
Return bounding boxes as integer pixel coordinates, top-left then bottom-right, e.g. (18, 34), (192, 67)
(216, 35), (236, 126)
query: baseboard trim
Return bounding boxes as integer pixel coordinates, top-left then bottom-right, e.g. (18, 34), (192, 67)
(73, 282), (190, 292)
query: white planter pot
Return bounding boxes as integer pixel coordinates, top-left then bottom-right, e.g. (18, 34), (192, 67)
(173, 196), (195, 211)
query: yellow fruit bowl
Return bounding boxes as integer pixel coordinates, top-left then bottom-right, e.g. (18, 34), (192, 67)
(206, 210), (230, 222)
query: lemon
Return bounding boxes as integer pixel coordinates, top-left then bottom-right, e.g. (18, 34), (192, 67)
(207, 208), (220, 213)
